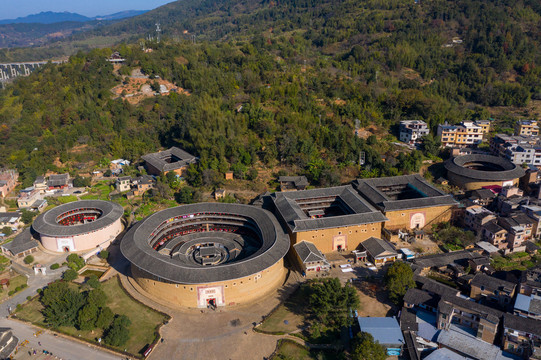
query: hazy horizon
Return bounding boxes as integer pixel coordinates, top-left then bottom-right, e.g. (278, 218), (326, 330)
(0, 0), (175, 20)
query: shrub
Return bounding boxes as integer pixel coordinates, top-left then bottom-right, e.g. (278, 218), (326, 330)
(15, 286), (21, 292)
(50, 263), (60, 270)
(87, 275), (101, 289)
(99, 250), (109, 260)
(8, 291), (13, 296)
(63, 269), (79, 282)
(23, 255), (34, 264)
(26, 296), (32, 301)
(21, 284), (27, 289)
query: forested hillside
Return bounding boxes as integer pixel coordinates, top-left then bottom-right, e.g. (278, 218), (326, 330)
(0, 0), (540, 188)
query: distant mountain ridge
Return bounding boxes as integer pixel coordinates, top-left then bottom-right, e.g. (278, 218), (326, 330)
(0, 10), (148, 25)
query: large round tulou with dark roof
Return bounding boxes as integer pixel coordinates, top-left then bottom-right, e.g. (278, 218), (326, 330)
(120, 203), (290, 308)
(444, 154), (525, 190)
(32, 200), (124, 253)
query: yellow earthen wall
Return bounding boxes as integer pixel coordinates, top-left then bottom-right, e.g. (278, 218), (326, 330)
(447, 171), (519, 191)
(291, 222), (384, 253)
(383, 205), (454, 231)
(131, 259), (287, 308)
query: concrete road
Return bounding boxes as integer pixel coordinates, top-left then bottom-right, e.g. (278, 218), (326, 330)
(0, 318), (123, 360)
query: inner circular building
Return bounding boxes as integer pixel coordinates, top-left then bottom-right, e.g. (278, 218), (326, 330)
(32, 200), (124, 252)
(120, 203), (290, 308)
(444, 154), (525, 190)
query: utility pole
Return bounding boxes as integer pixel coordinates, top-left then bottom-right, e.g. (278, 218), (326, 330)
(155, 23), (161, 43)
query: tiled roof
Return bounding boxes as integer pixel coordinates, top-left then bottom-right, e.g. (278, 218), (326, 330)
(270, 185), (388, 232)
(0, 228), (38, 255)
(352, 174), (457, 212)
(361, 237), (397, 257)
(141, 147), (197, 172)
(471, 273), (516, 293)
(293, 241), (327, 264)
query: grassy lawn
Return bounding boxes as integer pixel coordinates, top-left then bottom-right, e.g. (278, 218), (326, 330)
(56, 195), (79, 204)
(14, 276), (167, 356)
(258, 286), (307, 334)
(0, 275), (28, 301)
(272, 340), (312, 359)
(271, 339), (341, 360)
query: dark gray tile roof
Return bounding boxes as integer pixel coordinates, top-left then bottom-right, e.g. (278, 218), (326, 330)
(120, 203), (290, 284)
(471, 273), (516, 293)
(352, 174), (457, 212)
(47, 173), (69, 187)
(32, 200), (124, 237)
(470, 188), (496, 200)
(483, 220), (506, 234)
(278, 176), (309, 187)
(412, 250), (477, 269)
(293, 241), (326, 263)
(403, 288), (438, 308)
(361, 237), (397, 257)
(403, 330), (421, 360)
(439, 295), (503, 323)
(414, 276), (460, 298)
(504, 313), (541, 337)
(0, 228), (38, 255)
(141, 147), (197, 173)
(0, 328), (17, 359)
(0, 212), (20, 223)
(270, 185), (388, 232)
(400, 307), (419, 331)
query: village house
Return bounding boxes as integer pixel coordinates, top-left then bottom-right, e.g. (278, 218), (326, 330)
(398, 120), (430, 146)
(482, 221), (508, 250)
(519, 268), (541, 296)
(361, 237), (398, 266)
(468, 188), (497, 207)
(513, 293), (541, 321)
(464, 206), (496, 234)
(515, 120), (539, 137)
(0, 228), (38, 258)
(498, 213), (534, 252)
(469, 273), (516, 308)
(0, 212), (21, 230)
(17, 187), (42, 209)
(278, 176), (309, 191)
(437, 121), (489, 148)
(292, 240), (330, 275)
(116, 176), (132, 193)
(33, 176), (47, 193)
(502, 313), (541, 359)
(47, 173), (70, 190)
(0, 169), (18, 197)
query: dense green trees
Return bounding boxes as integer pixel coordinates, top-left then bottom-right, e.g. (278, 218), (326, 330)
(351, 332), (386, 360)
(41, 281), (85, 327)
(0, 0), (539, 186)
(40, 280), (128, 345)
(308, 278), (359, 329)
(384, 261), (416, 305)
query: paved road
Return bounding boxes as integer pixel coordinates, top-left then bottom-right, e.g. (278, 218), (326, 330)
(0, 318), (122, 360)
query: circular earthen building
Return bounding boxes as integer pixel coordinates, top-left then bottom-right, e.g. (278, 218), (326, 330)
(33, 200), (124, 252)
(120, 203), (290, 308)
(445, 154), (525, 190)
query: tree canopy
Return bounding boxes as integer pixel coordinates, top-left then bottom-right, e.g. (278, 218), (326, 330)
(384, 261), (416, 305)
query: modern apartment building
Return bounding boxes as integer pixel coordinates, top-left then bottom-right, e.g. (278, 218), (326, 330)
(399, 120), (430, 146)
(437, 121), (490, 147)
